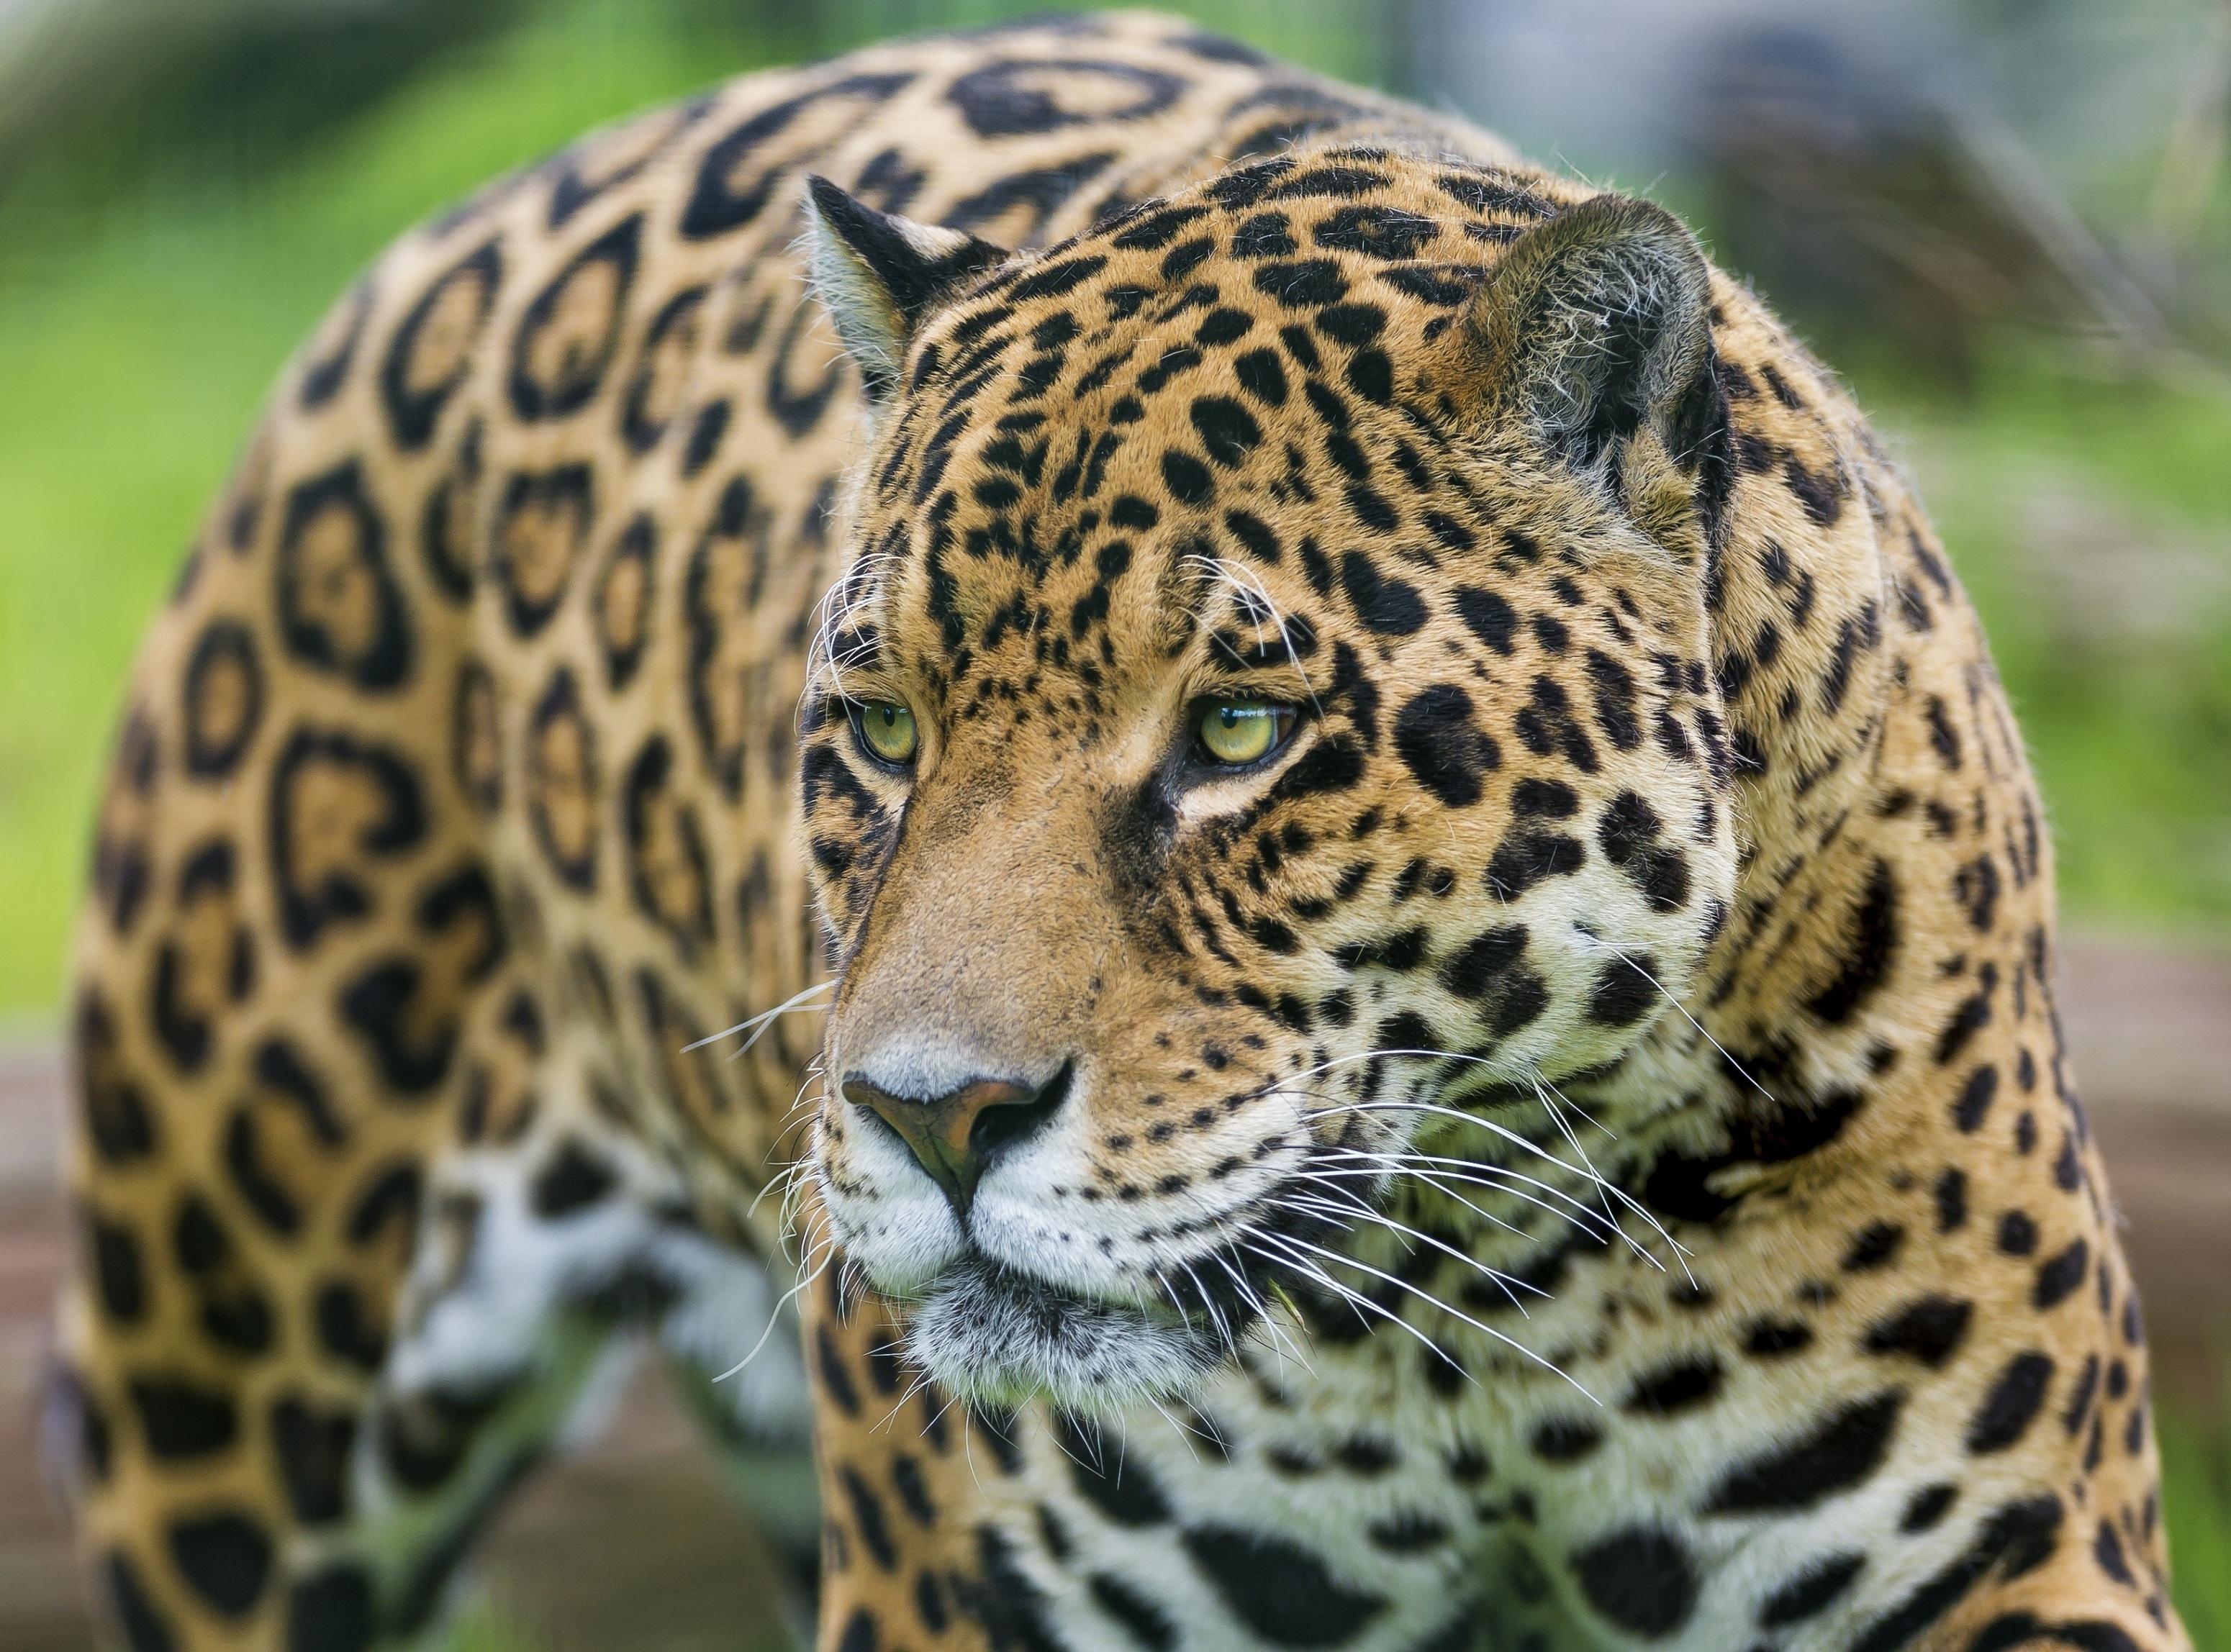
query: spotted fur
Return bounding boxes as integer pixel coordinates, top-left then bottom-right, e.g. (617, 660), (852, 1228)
(58, 13), (2186, 1652)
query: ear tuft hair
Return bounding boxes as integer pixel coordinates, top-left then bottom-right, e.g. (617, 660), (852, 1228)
(1472, 194), (1714, 472)
(802, 176), (1011, 402)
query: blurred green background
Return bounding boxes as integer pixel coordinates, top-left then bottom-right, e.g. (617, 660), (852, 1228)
(0, 0), (2225, 1643)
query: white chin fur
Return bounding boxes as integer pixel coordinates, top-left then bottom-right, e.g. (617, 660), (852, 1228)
(901, 1259), (1223, 1415)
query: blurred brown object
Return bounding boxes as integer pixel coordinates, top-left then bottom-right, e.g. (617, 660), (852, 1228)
(1685, 21), (2210, 388)
(4, 934), (2227, 1649)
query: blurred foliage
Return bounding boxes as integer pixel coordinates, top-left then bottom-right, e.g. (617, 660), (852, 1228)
(0, 0), (527, 223)
(1852, 347), (2231, 937)
(2158, 1364), (2231, 1648)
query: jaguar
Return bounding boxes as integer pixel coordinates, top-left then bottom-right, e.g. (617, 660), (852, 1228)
(52, 12), (2189, 1652)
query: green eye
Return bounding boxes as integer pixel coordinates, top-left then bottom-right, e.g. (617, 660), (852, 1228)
(854, 700), (918, 766)
(1195, 699), (1293, 767)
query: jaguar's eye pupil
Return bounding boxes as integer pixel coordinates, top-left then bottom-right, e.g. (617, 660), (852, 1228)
(856, 699), (918, 765)
(1196, 699), (1290, 766)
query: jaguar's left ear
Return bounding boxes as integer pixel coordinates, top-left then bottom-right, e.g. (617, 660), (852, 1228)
(1470, 193), (1719, 477)
(803, 175), (1013, 404)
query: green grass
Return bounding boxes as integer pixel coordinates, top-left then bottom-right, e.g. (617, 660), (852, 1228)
(2161, 1377), (2231, 1650)
(1855, 350), (2231, 940)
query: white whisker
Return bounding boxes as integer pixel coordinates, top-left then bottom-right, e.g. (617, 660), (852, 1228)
(1256, 1229), (1594, 1401)
(682, 979), (836, 1056)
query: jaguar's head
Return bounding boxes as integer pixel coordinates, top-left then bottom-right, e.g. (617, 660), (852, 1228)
(796, 147), (1741, 1411)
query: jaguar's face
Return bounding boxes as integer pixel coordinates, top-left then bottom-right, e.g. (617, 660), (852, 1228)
(795, 156), (1740, 1410)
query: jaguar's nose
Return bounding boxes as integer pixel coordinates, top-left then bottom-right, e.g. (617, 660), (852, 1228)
(841, 1064), (1072, 1213)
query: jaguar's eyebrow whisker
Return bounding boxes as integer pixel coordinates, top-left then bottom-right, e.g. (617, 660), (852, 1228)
(1182, 553), (1326, 723)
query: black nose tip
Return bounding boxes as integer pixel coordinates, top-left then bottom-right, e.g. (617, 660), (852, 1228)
(841, 1063), (1072, 1212)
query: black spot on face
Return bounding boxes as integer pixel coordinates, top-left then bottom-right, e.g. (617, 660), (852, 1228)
(1745, 1319), (1812, 1357)
(1585, 953), (1660, 1027)
(1340, 553), (1426, 635)
(1393, 684), (1499, 807)
(1842, 1221), (1903, 1271)
(1901, 1483), (1958, 1533)
(1191, 396), (1263, 468)
(1162, 449), (1215, 505)
(1090, 1571), (1176, 1651)
(1570, 1525), (1699, 1638)
(1531, 1416), (1602, 1461)
(1513, 676), (1598, 771)
(530, 1138), (619, 1217)
(1624, 1356), (1722, 1415)
(1484, 828), (1584, 901)
(1596, 791), (1691, 912)
(1454, 586), (1516, 653)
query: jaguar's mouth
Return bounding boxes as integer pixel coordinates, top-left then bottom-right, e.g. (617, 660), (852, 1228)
(897, 1256), (1229, 1413)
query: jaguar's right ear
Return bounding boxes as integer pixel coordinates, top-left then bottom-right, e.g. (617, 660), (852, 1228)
(803, 176), (1013, 404)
